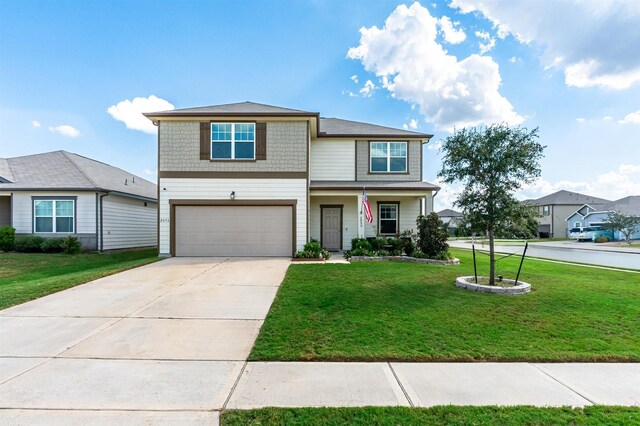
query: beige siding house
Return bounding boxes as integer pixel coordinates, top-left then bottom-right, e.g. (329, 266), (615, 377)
(146, 101), (439, 257)
(522, 190), (609, 238)
(0, 151), (157, 250)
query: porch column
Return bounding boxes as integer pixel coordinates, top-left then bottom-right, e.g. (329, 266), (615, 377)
(356, 193), (364, 238)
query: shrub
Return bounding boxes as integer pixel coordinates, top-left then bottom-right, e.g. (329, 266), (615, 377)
(594, 236), (610, 243)
(416, 213), (449, 258)
(14, 235), (46, 253)
(320, 249), (332, 260)
(61, 236), (82, 254)
(41, 237), (65, 253)
(0, 225), (15, 251)
(351, 238), (372, 252)
(294, 240), (330, 259)
(303, 240), (322, 257)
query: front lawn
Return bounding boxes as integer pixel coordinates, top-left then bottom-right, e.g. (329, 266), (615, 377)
(249, 248), (640, 362)
(221, 406), (640, 426)
(0, 249), (160, 309)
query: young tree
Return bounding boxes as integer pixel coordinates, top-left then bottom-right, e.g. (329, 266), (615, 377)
(606, 211), (640, 243)
(438, 124), (545, 284)
(416, 212), (449, 258)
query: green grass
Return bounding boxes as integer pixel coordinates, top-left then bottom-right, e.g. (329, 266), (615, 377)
(0, 249), (160, 309)
(249, 248), (640, 362)
(221, 406), (640, 426)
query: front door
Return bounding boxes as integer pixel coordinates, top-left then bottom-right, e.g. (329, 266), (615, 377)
(322, 206), (342, 251)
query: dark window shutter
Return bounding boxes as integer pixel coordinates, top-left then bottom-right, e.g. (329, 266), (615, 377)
(255, 122), (267, 160)
(200, 122), (210, 160)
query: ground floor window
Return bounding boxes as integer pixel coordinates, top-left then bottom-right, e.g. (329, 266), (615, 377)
(33, 199), (74, 233)
(378, 203), (399, 235)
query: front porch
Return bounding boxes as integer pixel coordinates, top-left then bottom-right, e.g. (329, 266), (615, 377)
(309, 184), (436, 251)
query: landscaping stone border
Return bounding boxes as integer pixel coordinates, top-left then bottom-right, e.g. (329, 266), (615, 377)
(455, 276), (531, 295)
(350, 256), (460, 265)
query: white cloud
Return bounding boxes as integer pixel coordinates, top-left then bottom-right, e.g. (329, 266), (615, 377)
(475, 30), (496, 54)
(576, 117), (586, 123)
(517, 164), (640, 202)
(107, 95), (174, 134)
(48, 125), (80, 138)
(347, 2), (523, 131)
(438, 16), (466, 44)
(359, 79), (376, 97)
(433, 178), (461, 211)
(619, 109), (640, 124)
(402, 118), (419, 130)
(31, 120), (41, 128)
(451, 0), (640, 89)
(426, 139), (443, 151)
(350, 74), (359, 84)
(509, 56), (520, 63)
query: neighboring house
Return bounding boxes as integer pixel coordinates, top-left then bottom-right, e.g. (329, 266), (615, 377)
(522, 190), (610, 238)
(567, 196), (640, 240)
(0, 151), (158, 250)
(437, 209), (462, 235)
(145, 101), (439, 257)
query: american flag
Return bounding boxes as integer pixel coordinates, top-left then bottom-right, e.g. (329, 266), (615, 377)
(362, 189), (373, 224)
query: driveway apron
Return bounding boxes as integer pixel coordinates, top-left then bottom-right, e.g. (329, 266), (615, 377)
(0, 257), (289, 423)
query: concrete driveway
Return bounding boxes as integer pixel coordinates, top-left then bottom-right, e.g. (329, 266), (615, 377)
(0, 257), (290, 424)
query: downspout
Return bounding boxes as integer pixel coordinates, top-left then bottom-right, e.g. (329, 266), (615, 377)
(95, 192), (99, 251)
(99, 192), (109, 251)
(428, 189), (440, 215)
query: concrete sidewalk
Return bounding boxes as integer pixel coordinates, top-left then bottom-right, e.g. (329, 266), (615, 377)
(226, 362), (640, 409)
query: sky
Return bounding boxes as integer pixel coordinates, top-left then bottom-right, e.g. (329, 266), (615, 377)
(1, 0), (639, 210)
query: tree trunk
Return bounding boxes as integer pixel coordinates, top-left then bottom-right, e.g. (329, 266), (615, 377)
(488, 227), (495, 285)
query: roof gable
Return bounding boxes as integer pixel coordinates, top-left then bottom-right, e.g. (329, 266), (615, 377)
(319, 117), (432, 139)
(145, 101), (317, 117)
(530, 190), (610, 206)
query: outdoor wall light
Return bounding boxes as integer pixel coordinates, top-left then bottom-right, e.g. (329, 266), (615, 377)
(230, 191), (236, 200)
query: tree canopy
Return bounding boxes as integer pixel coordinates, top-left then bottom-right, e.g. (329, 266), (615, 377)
(438, 123), (545, 284)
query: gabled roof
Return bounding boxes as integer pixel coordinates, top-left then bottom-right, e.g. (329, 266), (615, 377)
(144, 101), (318, 118)
(0, 151), (156, 201)
(437, 209), (462, 217)
(526, 190), (609, 206)
(600, 196), (640, 216)
(319, 117), (432, 139)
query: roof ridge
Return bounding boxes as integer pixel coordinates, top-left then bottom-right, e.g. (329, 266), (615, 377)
(64, 151), (155, 186)
(61, 151), (100, 189)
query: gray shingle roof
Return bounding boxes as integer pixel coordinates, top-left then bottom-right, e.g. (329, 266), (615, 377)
(319, 117), (432, 138)
(310, 180), (440, 191)
(0, 151), (156, 200)
(527, 190), (610, 206)
(437, 209), (462, 217)
(601, 196), (640, 216)
(145, 101), (317, 117)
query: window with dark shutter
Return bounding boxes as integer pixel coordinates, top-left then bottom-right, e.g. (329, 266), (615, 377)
(255, 122), (267, 160)
(200, 122), (210, 160)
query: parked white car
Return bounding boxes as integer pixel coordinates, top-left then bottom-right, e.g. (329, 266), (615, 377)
(569, 226), (610, 241)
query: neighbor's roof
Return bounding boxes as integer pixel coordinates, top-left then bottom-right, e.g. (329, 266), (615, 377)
(0, 151), (157, 200)
(144, 101), (432, 139)
(319, 117), (432, 139)
(599, 196), (640, 216)
(437, 208), (462, 217)
(144, 101), (317, 117)
(310, 180), (440, 191)
(524, 190), (609, 206)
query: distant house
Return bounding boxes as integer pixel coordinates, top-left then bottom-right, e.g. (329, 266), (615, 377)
(437, 209), (462, 235)
(522, 190), (610, 238)
(566, 196), (640, 241)
(0, 151), (158, 250)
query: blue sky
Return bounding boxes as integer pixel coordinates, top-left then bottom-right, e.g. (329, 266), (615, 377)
(1, 0), (639, 209)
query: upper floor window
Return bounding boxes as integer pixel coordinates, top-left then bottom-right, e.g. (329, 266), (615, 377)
(34, 200), (74, 233)
(370, 142), (407, 173)
(211, 123), (255, 160)
(543, 205), (550, 216)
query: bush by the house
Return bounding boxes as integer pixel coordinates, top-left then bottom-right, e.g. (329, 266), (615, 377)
(594, 236), (610, 243)
(294, 240), (331, 259)
(416, 213), (450, 259)
(0, 225), (15, 251)
(61, 236), (82, 254)
(14, 236), (47, 253)
(41, 237), (66, 253)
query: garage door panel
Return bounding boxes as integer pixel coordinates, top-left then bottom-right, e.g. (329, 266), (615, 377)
(175, 206), (292, 257)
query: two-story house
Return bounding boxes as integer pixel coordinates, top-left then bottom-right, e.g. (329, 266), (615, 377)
(145, 102), (439, 257)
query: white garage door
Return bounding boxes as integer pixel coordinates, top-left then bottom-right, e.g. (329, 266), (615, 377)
(175, 205), (293, 256)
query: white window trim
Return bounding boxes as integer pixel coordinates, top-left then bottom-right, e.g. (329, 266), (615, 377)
(33, 199), (75, 233)
(574, 221), (581, 227)
(370, 141), (407, 173)
(378, 203), (399, 235)
(210, 122), (256, 160)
